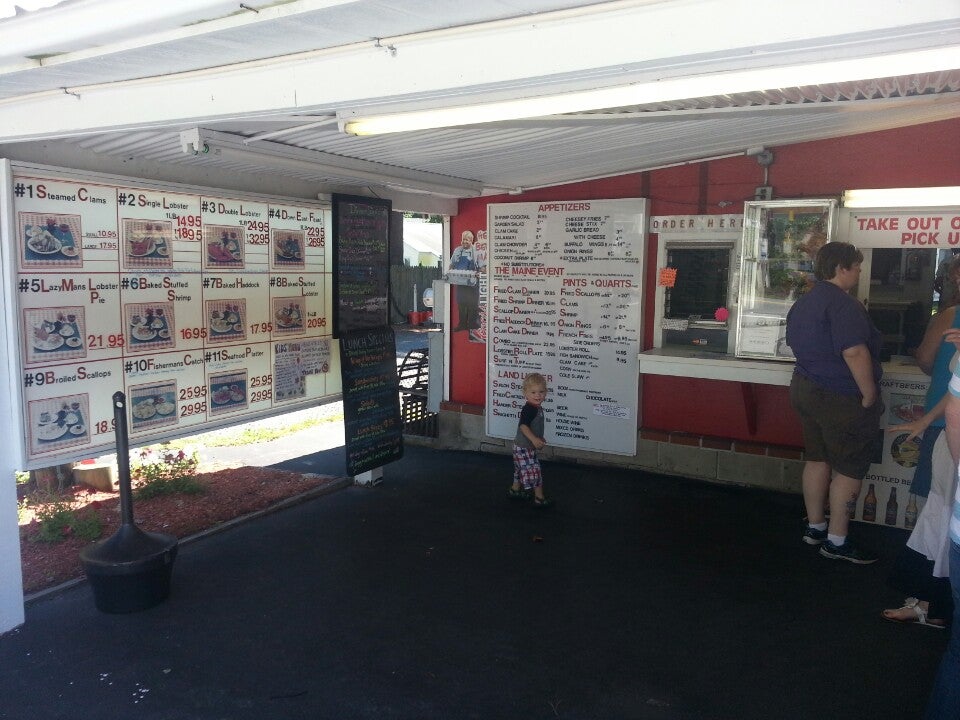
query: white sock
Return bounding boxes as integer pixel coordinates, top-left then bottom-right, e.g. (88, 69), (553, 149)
(828, 534), (845, 546)
(810, 522), (827, 531)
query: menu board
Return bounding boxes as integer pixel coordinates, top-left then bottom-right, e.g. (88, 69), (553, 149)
(338, 327), (403, 476)
(331, 194), (390, 336)
(485, 200), (646, 455)
(3, 163), (338, 469)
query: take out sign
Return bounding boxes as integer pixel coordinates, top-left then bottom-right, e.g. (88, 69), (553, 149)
(845, 211), (960, 247)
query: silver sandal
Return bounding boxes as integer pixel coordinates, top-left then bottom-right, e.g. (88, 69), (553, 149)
(881, 597), (946, 629)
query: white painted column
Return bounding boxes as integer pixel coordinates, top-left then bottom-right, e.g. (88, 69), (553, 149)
(353, 467), (383, 487)
(0, 159), (25, 632)
(0, 464), (24, 633)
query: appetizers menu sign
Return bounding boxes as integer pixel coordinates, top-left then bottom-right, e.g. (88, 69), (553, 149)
(5, 164), (337, 469)
(338, 327), (403, 476)
(331, 194), (390, 336)
(485, 199), (646, 456)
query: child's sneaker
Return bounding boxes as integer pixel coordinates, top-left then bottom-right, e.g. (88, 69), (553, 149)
(508, 488), (531, 500)
(801, 526), (827, 545)
(819, 539), (877, 564)
(533, 497), (554, 508)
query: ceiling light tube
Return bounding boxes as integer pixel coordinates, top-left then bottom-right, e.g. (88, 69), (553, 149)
(842, 186), (960, 208)
(340, 47), (960, 135)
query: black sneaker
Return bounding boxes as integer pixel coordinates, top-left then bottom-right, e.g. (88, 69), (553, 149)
(819, 539), (877, 564)
(802, 526), (828, 545)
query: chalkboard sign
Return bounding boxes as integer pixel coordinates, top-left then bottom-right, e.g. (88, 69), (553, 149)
(332, 194), (391, 336)
(339, 326), (403, 476)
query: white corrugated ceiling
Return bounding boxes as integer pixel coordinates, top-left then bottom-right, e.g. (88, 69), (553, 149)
(0, 0), (957, 203)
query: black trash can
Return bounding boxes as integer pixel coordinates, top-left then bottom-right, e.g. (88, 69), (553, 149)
(80, 524), (178, 613)
(79, 391), (179, 613)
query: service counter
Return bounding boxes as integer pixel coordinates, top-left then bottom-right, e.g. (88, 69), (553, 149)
(638, 348), (929, 529)
(637, 348), (926, 386)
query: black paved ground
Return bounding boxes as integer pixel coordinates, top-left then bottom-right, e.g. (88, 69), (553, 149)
(0, 445), (946, 719)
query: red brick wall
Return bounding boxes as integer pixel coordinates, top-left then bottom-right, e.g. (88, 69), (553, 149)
(449, 118), (960, 446)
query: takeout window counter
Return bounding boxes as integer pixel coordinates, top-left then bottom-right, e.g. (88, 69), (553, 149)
(651, 201), (839, 362)
(646, 203), (836, 437)
(642, 197), (960, 442)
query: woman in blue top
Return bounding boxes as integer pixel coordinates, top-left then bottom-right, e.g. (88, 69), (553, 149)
(884, 258), (960, 627)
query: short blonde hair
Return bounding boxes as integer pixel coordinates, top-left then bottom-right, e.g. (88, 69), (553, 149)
(522, 373), (547, 392)
(461, 230), (475, 243)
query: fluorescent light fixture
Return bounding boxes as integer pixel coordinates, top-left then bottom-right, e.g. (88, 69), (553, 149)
(340, 47), (959, 136)
(842, 186), (960, 208)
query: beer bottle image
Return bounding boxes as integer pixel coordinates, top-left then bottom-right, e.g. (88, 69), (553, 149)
(885, 487), (899, 526)
(904, 493), (918, 530)
(863, 483), (878, 523)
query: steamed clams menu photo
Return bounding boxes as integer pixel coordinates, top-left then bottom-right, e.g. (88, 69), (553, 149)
(19, 213), (83, 269)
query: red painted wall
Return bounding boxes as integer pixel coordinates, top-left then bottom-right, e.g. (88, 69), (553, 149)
(450, 118), (960, 446)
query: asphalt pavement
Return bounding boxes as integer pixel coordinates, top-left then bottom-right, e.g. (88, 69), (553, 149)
(0, 442), (948, 720)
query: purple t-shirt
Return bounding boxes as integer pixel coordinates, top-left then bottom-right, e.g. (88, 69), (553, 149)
(785, 280), (882, 395)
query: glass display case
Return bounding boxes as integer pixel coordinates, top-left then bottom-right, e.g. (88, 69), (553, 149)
(735, 199), (838, 360)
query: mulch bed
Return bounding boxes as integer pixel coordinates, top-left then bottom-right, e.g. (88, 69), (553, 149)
(18, 467), (342, 595)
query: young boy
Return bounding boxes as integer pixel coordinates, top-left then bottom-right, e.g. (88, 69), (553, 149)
(508, 372), (554, 508)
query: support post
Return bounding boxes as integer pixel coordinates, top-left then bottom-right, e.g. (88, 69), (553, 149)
(354, 466), (383, 487)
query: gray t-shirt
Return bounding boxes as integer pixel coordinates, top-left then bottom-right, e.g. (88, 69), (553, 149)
(514, 402), (544, 449)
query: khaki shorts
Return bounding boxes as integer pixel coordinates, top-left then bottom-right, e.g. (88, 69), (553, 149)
(789, 372), (884, 480)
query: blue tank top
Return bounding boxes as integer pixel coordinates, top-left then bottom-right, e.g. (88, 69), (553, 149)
(925, 308), (960, 427)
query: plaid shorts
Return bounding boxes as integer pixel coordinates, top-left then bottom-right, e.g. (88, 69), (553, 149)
(513, 445), (542, 489)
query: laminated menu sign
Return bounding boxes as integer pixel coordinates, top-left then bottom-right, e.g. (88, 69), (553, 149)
(338, 327), (403, 476)
(332, 194), (390, 335)
(6, 164), (336, 469)
(485, 200), (646, 456)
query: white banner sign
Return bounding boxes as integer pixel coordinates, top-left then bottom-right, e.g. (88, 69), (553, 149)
(842, 209), (960, 248)
(486, 199), (646, 456)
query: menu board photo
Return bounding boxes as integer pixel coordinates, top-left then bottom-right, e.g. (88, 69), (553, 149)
(4, 163), (338, 469)
(486, 199), (647, 456)
(331, 194), (390, 336)
(338, 327), (403, 476)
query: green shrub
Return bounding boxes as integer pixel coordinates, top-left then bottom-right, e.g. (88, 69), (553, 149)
(131, 446), (203, 500)
(34, 499), (102, 543)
